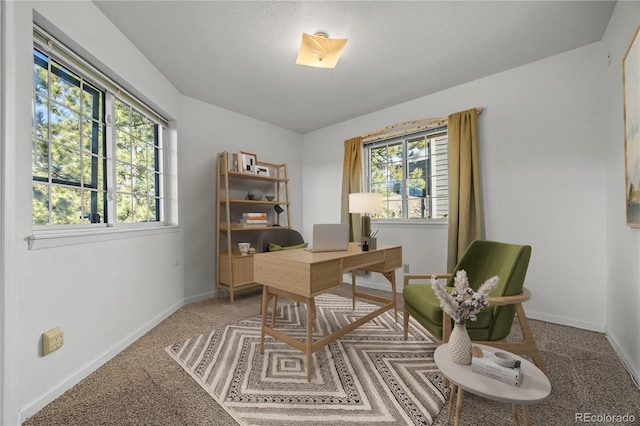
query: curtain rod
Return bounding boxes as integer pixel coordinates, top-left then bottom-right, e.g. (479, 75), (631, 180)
(359, 107), (482, 143)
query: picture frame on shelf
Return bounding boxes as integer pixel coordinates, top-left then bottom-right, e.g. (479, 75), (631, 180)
(256, 165), (270, 177)
(623, 23), (640, 227)
(239, 151), (257, 174)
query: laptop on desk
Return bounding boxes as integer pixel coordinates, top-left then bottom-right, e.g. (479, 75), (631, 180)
(305, 224), (349, 252)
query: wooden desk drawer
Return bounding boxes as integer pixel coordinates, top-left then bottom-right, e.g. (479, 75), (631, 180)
(342, 250), (384, 271)
(360, 246), (402, 272)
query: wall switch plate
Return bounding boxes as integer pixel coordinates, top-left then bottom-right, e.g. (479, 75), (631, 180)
(403, 264), (410, 273)
(42, 327), (64, 356)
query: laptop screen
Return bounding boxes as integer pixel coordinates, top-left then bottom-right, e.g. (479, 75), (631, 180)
(310, 224), (349, 252)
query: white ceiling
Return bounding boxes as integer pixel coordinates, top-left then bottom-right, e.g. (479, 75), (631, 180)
(93, 1), (616, 134)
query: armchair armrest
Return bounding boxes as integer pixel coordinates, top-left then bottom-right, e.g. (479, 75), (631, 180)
(487, 287), (531, 305)
(403, 273), (451, 286)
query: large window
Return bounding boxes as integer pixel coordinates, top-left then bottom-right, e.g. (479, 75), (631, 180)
(365, 128), (448, 220)
(32, 28), (165, 228)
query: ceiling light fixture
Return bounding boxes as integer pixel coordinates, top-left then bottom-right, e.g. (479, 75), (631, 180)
(295, 32), (347, 69)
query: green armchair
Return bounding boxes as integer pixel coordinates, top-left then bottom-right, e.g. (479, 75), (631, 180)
(403, 240), (545, 372)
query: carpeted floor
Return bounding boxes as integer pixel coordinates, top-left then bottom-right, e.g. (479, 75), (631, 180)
(23, 284), (640, 426)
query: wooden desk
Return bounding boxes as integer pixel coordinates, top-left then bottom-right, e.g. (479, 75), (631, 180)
(254, 242), (402, 381)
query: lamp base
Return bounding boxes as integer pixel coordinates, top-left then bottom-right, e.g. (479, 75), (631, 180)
(361, 215), (371, 240)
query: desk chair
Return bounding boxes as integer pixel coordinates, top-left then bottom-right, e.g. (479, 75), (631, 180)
(403, 240), (545, 373)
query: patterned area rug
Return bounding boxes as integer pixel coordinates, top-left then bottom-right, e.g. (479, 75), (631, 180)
(166, 294), (448, 425)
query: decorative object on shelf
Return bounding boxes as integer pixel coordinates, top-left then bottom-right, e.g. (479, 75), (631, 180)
(349, 192), (383, 242)
(431, 270), (499, 364)
(256, 165), (270, 176)
(273, 204), (284, 227)
(246, 188), (264, 200)
(238, 242), (251, 256)
(265, 195), (275, 201)
(240, 151), (257, 174)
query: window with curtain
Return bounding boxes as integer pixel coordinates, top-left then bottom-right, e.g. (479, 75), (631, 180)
(364, 127), (448, 220)
(32, 27), (166, 228)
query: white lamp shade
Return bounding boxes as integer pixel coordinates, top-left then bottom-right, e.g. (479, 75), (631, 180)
(349, 192), (383, 214)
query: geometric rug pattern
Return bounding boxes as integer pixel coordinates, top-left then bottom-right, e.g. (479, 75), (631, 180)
(166, 294), (449, 425)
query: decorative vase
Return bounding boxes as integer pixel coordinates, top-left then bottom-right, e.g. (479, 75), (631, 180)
(448, 322), (472, 364)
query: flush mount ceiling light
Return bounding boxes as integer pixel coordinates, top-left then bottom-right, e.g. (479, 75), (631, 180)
(295, 32), (347, 69)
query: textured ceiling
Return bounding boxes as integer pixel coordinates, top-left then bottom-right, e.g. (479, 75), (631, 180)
(93, 1), (616, 133)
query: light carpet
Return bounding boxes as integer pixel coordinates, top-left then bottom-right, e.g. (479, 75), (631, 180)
(166, 294), (449, 425)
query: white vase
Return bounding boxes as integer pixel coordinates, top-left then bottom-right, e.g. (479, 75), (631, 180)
(448, 322), (472, 365)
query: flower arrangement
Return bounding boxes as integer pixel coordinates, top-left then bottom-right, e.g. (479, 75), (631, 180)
(431, 270), (499, 324)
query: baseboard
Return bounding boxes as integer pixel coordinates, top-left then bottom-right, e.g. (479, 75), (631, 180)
(605, 326), (640, 387)
(184, 289), (217, 305)
(524, 309), (605, 333)
(20, 298), (186, 423)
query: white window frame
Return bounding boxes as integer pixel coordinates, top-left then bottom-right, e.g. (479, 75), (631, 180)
(364, 126), (449, 223)
(29, 26), (175, 249)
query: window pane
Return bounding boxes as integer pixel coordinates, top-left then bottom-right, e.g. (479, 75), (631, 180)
(82, 83), (103, 121)
(114, 99), (131, 133)
(116, 162), (132, 193)
(50, 144), (81, 184)
(32, 139), (49, 179)
(32, 183), (49, 225)
(132, 165), (147, 195)
(34, 95), (49, 139)
(148, 198), (159, 221)
(116, 130), (131, 163)
(34, 55), (48, 96)
(50, 102), (80, 148)
(51, 61), (81, 110)
(83, 154), (103, 189)
(117, 193), (133, 223)
(133, 194), (148, 222)
(82, 120), (104, 157)
(133, 137), (147, 168)
(407, 138), (427, 159)
(408, 196), (428, 219)
(51, 185), (82, 224)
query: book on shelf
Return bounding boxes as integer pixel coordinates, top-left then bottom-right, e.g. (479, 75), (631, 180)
(471, 352), (523, 387)
(242, 213), (267, 219)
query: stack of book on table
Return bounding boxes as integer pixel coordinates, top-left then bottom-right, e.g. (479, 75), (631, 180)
(239, 213), (268, 227)
(471, 350), (523, 387)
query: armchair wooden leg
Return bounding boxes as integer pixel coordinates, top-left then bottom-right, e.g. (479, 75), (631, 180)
(403, 310), (409, 340)
(477, 303), (546, 374)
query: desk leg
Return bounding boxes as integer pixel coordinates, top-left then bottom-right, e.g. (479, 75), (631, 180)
(351, 270), (357, 310)
(306, 296), (314, 382)
(382, 271), (398, 322)
(260, 286), (269, 354)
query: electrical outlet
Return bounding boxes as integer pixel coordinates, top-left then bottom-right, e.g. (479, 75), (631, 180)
(403, 263), (410, 273)
(42, 327), (64, 356)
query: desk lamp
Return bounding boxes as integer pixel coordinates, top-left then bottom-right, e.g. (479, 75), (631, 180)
(349, 192), (383, 239)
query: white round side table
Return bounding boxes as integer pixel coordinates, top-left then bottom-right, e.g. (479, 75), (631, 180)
(434, 343), (551, 426)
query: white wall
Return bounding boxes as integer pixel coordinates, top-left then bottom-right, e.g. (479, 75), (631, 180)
(602, 1), (640, 387)
(179, 96), (303, 300)
(2, 1), (183, 424)
(303, 43), (608, 331)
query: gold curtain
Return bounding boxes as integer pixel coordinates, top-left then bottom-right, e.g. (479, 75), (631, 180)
(341, 137), (363, 242)
(447, 109), (483, 271)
